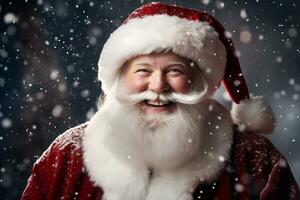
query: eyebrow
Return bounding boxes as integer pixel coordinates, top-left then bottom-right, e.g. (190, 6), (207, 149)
(134, 62), (151, 66)
(165, 61), (187, 67)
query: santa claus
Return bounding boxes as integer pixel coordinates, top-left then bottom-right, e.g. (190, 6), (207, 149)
(22, 2), (299, 200)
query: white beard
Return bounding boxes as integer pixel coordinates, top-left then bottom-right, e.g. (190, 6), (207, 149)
(83, 84), (233, 200)
(98, 95), (203, 170)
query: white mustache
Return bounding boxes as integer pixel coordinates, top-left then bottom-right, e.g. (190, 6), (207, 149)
(116, 89), (207, 105)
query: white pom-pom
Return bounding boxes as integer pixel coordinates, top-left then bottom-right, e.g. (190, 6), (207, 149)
(231, 96), (276, 134)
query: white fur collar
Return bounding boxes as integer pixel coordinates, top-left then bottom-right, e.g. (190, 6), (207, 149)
(83, 99), (233, 200)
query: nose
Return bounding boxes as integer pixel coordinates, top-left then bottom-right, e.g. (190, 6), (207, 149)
(148, 71), (169, 93)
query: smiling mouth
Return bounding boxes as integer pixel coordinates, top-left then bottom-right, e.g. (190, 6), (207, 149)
(144, 100), (174, 107)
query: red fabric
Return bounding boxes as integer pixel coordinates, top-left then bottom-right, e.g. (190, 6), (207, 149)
(126, 2), (203, 22)
(22, 124), (299, 200)
(22, 124), (103, 200)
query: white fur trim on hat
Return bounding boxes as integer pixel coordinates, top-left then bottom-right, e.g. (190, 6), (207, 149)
(98, 14), (227, 95)
(231, 96), (276, 134)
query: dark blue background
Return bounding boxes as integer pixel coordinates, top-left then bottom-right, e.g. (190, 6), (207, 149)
(1, 0), (299, 199)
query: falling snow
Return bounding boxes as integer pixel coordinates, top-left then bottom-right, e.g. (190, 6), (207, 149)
(1, 118), (12, 129)
(3, 13), (18, 24)
(1, 0), (299, 199)
(240, 9), (247, 19)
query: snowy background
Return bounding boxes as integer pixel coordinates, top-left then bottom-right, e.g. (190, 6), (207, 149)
(0, 0), (299, 199)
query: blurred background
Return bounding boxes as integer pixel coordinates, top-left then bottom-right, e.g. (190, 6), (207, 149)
(0, 0), (299, 199)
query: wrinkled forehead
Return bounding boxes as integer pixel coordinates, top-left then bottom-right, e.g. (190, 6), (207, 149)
(120, 52), (197, 73)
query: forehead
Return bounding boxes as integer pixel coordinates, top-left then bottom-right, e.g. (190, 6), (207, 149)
(124, 52), (192, 68)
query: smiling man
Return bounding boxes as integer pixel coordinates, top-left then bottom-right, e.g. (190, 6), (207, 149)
(22, 2), (299, 200)
(121, 53), (200, 114)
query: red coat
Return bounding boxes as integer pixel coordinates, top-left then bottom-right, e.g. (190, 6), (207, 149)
(22, 123), (299, 200)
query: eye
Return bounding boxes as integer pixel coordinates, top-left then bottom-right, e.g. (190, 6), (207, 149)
(166, 67), (183, 75)
(135, 68), (150, 74)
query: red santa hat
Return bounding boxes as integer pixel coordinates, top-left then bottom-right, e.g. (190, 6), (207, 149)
(98, 2), (275, 134)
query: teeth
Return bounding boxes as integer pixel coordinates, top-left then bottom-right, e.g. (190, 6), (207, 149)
(146, 100), (170, 106)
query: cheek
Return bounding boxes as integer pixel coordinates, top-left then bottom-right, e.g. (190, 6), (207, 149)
(124, 76), (148, 92)
(169, 77), (192, 93)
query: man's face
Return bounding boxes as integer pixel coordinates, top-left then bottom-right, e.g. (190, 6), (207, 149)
(121, 53), (196, 115)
